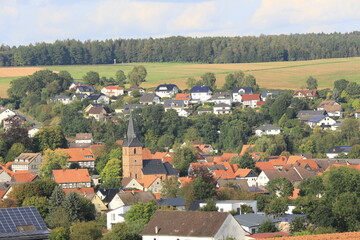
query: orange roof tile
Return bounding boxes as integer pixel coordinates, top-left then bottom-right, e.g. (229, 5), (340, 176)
(213, 169), (236, 180)
(242, 94), (260, 101)
(0, 190), (7, 199)
(269, 156), (287, 166)
(104, 86), (124, 90)
(62, 188), (95, 195)
(57, 148), (95, 162)
(53, 169), (91, 184)
(235, 168), (253, 178)
(325, 164), (360, 172)
(287, 155), (306, 165)
(298, 159), (319, 169)
(246, 232), (291, 239)
(175, 93), (191, 101)
(139, 175), (159, 188)
(256, 162), (275, 170)
(256, 232), (360, 240)
(289, 189), (300, 200)
(13, 172), (38, 182)
(178, 177), (195, 186)
(153, 193), (161, 200)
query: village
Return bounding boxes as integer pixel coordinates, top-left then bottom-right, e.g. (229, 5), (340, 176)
(1, 72), (360, 240)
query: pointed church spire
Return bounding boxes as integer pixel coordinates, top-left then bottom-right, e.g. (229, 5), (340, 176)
(123, 113), (142, 147)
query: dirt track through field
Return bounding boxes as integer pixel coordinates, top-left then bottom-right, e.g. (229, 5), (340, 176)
(0, 67), (44, 77)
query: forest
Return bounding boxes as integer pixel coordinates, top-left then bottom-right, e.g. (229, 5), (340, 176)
(1, 32), (360, 66)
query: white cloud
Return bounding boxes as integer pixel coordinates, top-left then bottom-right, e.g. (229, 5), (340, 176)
(250, 0), (360, 32)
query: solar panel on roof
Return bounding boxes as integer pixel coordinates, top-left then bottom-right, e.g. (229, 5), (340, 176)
(0, 207), (49, 238)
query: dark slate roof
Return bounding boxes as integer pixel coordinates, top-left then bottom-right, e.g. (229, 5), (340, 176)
(232, 87), (253, 94)
(327, 146), (352, 154)
(142, 159), (177, 175)
(163, 100), (185, 108)
(76, 85), (95, 92)
(210, 92), (232, 100)
(261, 91), (280, 98)
(122, 114), (142, 147)
(88, 93), (106, 101)
(141, 210), (230, 237)
(119, 104), (144, 110)
(308, 115), (326, 122)
(190, 86), (212, 93)
(0, 207), (50, 239)
(97, 188), (120, 203)
(188, 200), (206, 211)
(255, 124), (281, 131)
(157, 197), (186, 207)
(155, 84), (178, 92)
(297, 110), (327, 121)
(234, 213), (279, 228)
(140, 93), (159, 103)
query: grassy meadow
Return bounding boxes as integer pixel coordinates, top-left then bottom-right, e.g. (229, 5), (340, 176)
(1, 57), (360, 97)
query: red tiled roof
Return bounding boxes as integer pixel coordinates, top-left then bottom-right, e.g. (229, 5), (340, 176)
(247, 232), (291, 239)
(213, 170), (236, 180)
(289, 188), (300, 200)
(242, 94), (260, 101)
(62, 188), (95, 195)
(256, 162), (275, 170)
(0, 190), (7, 199)
(57, 148), (95, 162)
(293, 89), (317, 98)
(175, 93), (191, 101)
(53, 169), (91, 184)
(287, 156), (306, 165)
(240, 145), (255, 156)
(298, 159), (319, 169)
(235, 168), (253, 178)
(142, 148), (153, 159)
(257, 101), (266, 106)
(178, 177), (195, 186)
(13, 172), (38, 182)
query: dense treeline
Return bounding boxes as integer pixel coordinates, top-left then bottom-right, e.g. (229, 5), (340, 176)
(1, 32), (360, 66)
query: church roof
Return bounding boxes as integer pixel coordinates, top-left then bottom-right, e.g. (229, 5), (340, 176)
(142, 159), (177, 176)
(122, 114), (142, 147)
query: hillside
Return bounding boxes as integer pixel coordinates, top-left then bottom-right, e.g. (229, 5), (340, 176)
(1, 57), (360, 97)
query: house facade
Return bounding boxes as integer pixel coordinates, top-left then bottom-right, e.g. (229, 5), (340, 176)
(52, 169), (92, 189)
(242, 94), (260, 108)
(101, 86), (125, 97)
(210, 92), (233, 105)
(11, 153), (43, 174)
(317, 100), (343, 117)
(199, 200), (258, 214)
(255, 124), (281, 137)
(57, 148), (95, 170)
(140, 93), (161, 105)
(293, 89), (318, 99)
(0, 108), (16, 123)
(232, 87), (253, 102)
(190, 86), (212, 102)
(213, 103), (232, 115)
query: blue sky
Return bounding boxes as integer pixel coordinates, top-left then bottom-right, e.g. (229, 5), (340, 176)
(1, 0), (360, 46)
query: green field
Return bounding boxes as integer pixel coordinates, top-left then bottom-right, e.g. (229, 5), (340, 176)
(1, 57), (360, 97)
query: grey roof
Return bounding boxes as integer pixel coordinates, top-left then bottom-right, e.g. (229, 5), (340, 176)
(142, 159), (177, 176)
(122, 114), (142, 147)
(297, 110), (327, 121)
(88, 93), (107, 101)
(155, 84), (178, 92)
(76, 85), (95, 92)
(210, 92), (232, 100)
(255, 124), (281, 131)
(234, 213), (279, 228)
(0, 207), (50, 239)
(232, 87), (253, 94)
(327, 146), (352, 154)
(87, 106), (107, 115)
(97, 188), (120, 203)
(140, 93), (159, 103)
(190, 86), (212, 93)
(54, 95), (71, 99)
(119, 104), (144, 110)
(72, 93), (88, 100)
(142, 210), (231, 237)
(117, 191), (155, 206)
(164, 100), (185, 108)
(157, 197), (186, 207)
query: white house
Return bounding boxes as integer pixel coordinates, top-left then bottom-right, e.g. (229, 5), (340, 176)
(0, 108), (16, 123)
(106, 206), (131, 229)
(178, 109), (191, 118)
(261, 91), (279, 102)
(28, 127), (41, 138)
(11, 153), (43, 174)
(88, 93), (110, 104)
(155, 84), (179, 98)
(242, 94), (260, 108)
(209, 92), (233, 105)
(213, 103), (232, 115)
(141, 210), (246, 240)
(75, 85), (95, 96)
(317, 100), (343, 117)
(234, 169), (258, 187)
(101, 86), (125, 97)
(306, 115), (337, 129)
(69, 82), (85, 89)
(255, 124), (281, 137)
(0, 170), (12, 182)
(326, 146), (351, 158)
(53, 95), (72, 105)
(190, 86), (213, 102)
(232, 87), (253, 102)
(163, 100), (185, 114)
(199, 200), (258, 214)
(355, 110), (360, 119)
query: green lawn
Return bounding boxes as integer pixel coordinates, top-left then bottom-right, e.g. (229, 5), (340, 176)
(1, 57), (360, 97)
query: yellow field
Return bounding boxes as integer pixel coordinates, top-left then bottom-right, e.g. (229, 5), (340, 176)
(1, 57), (360, 97)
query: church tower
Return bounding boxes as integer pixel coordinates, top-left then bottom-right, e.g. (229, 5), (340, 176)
(122, 114), (143, 180)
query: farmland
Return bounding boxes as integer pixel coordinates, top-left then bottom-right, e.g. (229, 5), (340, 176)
(1, 57), (360, 97)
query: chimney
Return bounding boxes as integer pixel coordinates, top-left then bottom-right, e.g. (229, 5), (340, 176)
(155, 226), (159, 234)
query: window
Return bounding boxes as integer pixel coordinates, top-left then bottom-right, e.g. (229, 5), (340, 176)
(134, 148), (136, 154)
(111, 214), (115, 221)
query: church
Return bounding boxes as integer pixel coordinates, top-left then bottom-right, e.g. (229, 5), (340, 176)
(122, 114), (178, 186)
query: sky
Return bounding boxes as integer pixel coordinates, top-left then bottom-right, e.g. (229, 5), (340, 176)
(1, 0), (360, 46)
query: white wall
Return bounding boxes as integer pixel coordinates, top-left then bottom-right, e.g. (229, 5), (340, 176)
(256, 171), (269, 187)
(214, 215), (247, 240)
(106, 206), (131, 229)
